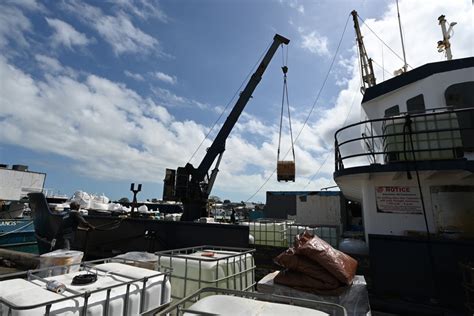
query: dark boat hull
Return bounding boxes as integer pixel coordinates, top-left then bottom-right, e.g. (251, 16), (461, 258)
(72, 215), (250, 259)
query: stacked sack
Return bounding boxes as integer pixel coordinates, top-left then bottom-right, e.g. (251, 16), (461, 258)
(274, 231), (358, 295)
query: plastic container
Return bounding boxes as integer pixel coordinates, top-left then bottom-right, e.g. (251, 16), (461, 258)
(383, 112), (462, 162)
(156, 246), (255, 301)
(0, 261), (171, 316)
(114, 251), (158, 270)
(287, 224), (339, 248)
(159, 288), (347, 315)
(39, 249), (84, 276)
(241, 220), (288, 247)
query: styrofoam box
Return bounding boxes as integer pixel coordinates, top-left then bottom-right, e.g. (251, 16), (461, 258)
(240, 222), (287, 247)
(39, 249), (84, 276)
(184, 295), (329, 315)
(0, 263), (170, 316)
(158, 250), (254, 300)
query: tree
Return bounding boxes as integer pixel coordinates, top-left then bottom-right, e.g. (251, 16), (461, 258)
(118, 197), (130, 203)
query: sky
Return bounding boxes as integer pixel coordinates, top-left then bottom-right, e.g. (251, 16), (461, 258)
(0, 0), (472, 203)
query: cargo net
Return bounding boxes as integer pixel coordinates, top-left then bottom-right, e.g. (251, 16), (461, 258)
(0, 257), (171, 316)
(240, 219), (293, 247)
(287, 224), (340, 249)
(158, 287), (346, 316)
(155, 245), (256, 305)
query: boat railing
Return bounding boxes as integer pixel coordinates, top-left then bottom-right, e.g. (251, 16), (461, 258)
(334, 107), (474, 171)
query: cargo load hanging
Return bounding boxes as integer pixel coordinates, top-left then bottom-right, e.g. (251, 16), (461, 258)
(277, 57), (296, 182)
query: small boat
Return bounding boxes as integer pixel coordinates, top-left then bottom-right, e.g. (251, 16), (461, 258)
(0, 218), (37, 253)
(0, 164), (45, 253)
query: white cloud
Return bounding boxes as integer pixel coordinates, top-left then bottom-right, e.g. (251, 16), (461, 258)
(281, 0), (305, 14)
(0, 4), (32, 48)
(0, 55), (209, 182)
(5, 0), (44, 11)
(299, 29), (330, 57)
(124, 70), (145, 81)
(151, 87), (209, 110)
(64, 2), (159, 55)
(114, 0), (168, 22)
(45, 18), (92, 49)
(34, 54), (77, 78)
(152, 71), (177, 85)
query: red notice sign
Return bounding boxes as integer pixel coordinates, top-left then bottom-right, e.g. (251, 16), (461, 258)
(375, 186), (422, 214)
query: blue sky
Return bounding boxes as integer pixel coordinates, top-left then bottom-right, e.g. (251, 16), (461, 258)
(1, 0), (472, 202)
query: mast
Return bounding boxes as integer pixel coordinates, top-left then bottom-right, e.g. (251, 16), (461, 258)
(351, 10), (376, 94)
(396, 0), (408, 72)
(437, 15), (456, 60)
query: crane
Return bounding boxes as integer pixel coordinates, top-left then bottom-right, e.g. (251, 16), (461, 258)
(163, 34), (290, 222)
(351, 10), (376, 94)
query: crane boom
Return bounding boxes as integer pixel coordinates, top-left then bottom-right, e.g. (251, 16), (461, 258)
(351, 10), (376, 94)
(163, 34), (290, 222)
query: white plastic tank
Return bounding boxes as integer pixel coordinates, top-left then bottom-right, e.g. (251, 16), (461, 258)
(0, 262), (171, 316)
(287, 225), (339, 248)
(157, 248), (255, 301)
(241, 221), (288, 247)
(185, 295), (330, 315)
(114, 251), (158, 270)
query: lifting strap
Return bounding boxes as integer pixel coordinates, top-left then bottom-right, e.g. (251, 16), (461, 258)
(277, 46), (295, 163)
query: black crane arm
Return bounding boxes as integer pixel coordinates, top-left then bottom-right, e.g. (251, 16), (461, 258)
(164, 34), (289, 222)
(194, 34), (290, 181)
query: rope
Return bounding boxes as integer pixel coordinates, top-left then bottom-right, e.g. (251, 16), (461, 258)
(371, 58), (393, 79)
(277, 45), (295, 163)
(356, 13), (413, 70)
(303, 77), (361, 189)
(245, 13), (351, 202)
(186, 41), (273, 164)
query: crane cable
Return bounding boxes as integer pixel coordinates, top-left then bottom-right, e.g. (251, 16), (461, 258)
(356, 12), (413, 70)
(186, 41), (273, 164)
(303, 77), (361, 189)
(277, 45), (295, 163)
(245, 13), (352, 202)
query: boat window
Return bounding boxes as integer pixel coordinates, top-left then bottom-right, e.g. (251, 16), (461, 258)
(384, 105), (400, 117)
(445, 81), (474, 109)
(446, 81), (474, 150)
(406, 94), (425, 114)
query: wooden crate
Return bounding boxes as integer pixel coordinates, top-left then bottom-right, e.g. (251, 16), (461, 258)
(277, 161), (295, 182)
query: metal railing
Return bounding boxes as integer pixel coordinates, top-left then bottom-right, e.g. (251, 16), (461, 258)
(240, 218), (293, 247)
(335, 107), (474, 171)
(153, 287), (347, 316)
(287, 224), (340, 248)
(0, 257), (171, 316)
(155, 245), (256, 302)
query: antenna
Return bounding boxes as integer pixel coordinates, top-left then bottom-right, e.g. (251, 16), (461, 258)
(437, 15), (456, 60)
(396, 0), (408, 73)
